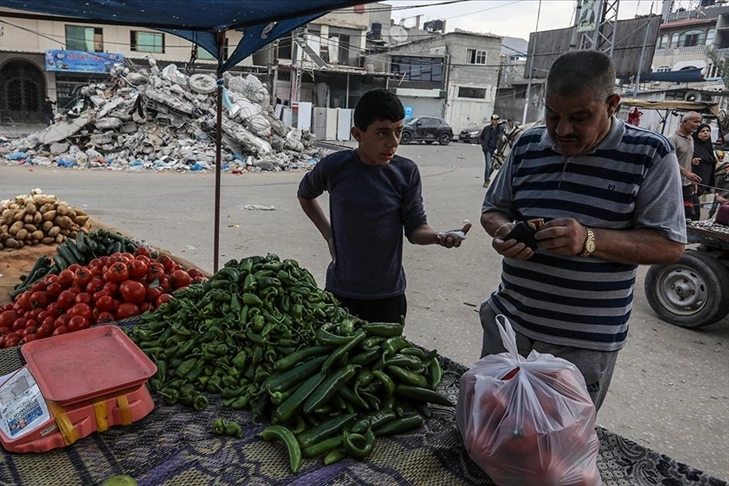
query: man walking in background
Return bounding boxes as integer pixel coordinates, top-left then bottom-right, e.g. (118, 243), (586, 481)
(478, 113), (505, 188)
(667, 112), (702, 220)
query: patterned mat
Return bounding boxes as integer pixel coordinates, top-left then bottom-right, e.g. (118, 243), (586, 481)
(0, 346), (726, 486)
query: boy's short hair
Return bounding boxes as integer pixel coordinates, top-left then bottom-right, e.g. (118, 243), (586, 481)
(353, 89), (405, 130)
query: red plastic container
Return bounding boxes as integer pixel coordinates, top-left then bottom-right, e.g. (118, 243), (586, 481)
(0, 325), (157, 453)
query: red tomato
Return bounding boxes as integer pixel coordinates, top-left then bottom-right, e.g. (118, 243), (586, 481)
(95, 295), (115, 313)
(139, 302), (150, 313)
(57, 290), (77, 310)
(52, 326), (68, 336)
(156, 294), (173, 306)
(46, 302), (61, 318)
(21, 326), (37, 337)
(102, 281), (119, 296)
(45, 274), (59, 284)
(68, 303), (93, 321)
(31, 280), (48, 293)
(134, 246), (152, 258)
(170, 270), (192, 289)
(159, 277), (171, 292)
(128, 260), (148, 280)
(54, 314), (71, 329)
(27, 308), (43, 321)
(58, 269), (75, 288)
(21, 334), (38, 344)
(95, 311), (115, 324)
(67, 263), (81, 273)
(36, 324), (53, 338)
(46, 281), (63, 299)
(68, 316), (89, 332)
(105, 262), (130, 283)
(4, 334), (20, 348)
(75, 292), (92, 305)
(15, 292), (32, 311)
(41, 316), (55, 329)
(0, 327), (10, 336)
(0, 311), (19, 328)
(188, 268), (205, 280)
(85, 277), (105, 295)
(73, 268), (93, 288)
(12, 317), (28, 333)
(119, 280), (146, 304)
(115, 303), (140, 320)
(99, 256), (110, 267)
(157, 255), (175, 271)
(29, 291), (49, 309)
(147, 263), (166, 281)
(135, 254), (151, 266)
(146, 286), (163, 303)
(2, 303), (13, 312)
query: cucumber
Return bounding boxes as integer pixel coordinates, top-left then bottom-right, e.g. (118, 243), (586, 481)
(64, 239), (85, 263)
(56, 245), (77, 265)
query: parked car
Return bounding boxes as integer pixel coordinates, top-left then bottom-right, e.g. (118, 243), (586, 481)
(400, 117), (453, 145)
(458, 127), (482, 144)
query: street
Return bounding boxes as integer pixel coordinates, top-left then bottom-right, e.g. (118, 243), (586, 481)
(2, 141), (728, 480)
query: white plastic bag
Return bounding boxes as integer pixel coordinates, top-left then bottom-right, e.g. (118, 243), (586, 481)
(456, 315), (601, 486)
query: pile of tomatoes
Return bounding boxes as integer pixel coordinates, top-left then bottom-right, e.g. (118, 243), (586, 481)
(0, 248), (205, 348)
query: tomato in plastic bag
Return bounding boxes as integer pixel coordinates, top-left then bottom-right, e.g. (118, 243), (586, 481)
(456, 315), (601, 486)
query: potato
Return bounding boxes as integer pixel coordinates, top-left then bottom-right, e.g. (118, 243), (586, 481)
(54, 234), (65, 244)
(1, 209), (14, 225)
(69, 230), (78, 239)
(31, 230), (44, 241)
(25, 202), (36, 215)
(66, 208), (76, 219)
(42, 210), (57, 221)
(75, 208), (87, 217)
(0, 224), (7, 234)
(42, 221), (54, 232)
(4, 238), (19, 249)
(13, 209), (26, 222)
(23, 213), (34, 223)
(56, 204), (69, 216)
(15, 228), (28, 241)
(48, 226), (61, 237)
(33, 212), (42, 224)
(38, 203), (54, 214)
(74, 215), (89, 225)
(9, 221), (23, 235)
(24, 223), (37, 233)
(41, 236), (55, 244)
(55, 215), (72, 229)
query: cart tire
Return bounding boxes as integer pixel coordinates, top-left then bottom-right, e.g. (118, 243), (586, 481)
(644, 250), (729, 328)
(400, 132), (412, 145)
(437, 133), (451, 145)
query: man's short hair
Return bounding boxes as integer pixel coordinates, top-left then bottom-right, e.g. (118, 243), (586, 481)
(546, 50), (615, 102)
(681, 111), (701, 123)
(353, 89), (405, 130)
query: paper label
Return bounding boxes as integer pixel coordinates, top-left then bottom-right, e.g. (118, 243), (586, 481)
(0, 366), (50, 439)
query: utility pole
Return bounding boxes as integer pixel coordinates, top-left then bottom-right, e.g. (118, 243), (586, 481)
(522, 0), (542, 125)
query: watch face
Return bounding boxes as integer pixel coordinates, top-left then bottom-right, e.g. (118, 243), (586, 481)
(586, 240), (596, 252)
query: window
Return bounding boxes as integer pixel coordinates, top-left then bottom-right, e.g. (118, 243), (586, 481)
(671, 32), (680, 47)
(706, 28), (716, 46)
(197, 38), (228, 60)
(658, 34), (670, 49)
(65, 25), (103, 52)
(390, 56), (444, 82)
(278, 34), (293, 60)
(458, 87), (486, 99)
(679, 29), (704, 47)
(467, 49), (487, 65)
(656, 65), (672, 73)
(130, 31), (165, 53)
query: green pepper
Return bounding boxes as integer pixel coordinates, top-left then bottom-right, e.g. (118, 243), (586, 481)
(159, 388), (179, 405)
(343, 429), (376, 459)
(175, 358), (199, 378)
(229, 395), (249, 410)
(225, 421), (243, 438)
(193, 394), (209, 411)
(212, 418), (226, 435)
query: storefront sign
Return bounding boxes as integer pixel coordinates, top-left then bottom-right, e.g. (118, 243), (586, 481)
(45, 50), (125, 74)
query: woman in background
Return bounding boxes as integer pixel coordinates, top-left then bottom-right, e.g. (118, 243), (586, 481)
(691, 124), (720, 220)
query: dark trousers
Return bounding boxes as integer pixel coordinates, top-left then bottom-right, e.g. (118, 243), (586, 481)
(683, 185), (697, 220)
(331, 293), (407, 324)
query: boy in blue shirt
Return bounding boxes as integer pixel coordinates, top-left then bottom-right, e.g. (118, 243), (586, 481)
(298, 89), (469, 323)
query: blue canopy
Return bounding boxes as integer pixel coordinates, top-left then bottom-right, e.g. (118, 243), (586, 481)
(0, 0), (370, 73)
(0, 0), (377, 271)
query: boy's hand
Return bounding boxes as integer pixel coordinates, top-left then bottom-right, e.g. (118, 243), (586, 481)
(436, 221), (472, 248)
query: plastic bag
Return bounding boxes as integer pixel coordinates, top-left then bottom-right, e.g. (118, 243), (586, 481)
(456, 315), (601, 486)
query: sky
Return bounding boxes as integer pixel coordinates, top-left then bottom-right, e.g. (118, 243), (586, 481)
(382, 0), (670, 40)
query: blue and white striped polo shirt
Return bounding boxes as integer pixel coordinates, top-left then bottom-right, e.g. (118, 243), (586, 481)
(482, 117), (687, 351)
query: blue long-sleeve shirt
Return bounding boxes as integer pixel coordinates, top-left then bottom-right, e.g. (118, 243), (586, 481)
(298, 149), (427, 299)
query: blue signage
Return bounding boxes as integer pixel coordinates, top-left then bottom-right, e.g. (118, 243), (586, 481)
(404, 105), (414, 121)
(45, 50), (125, 74)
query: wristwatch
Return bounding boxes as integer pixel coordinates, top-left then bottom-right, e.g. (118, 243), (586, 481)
(580, 228), (596, 257)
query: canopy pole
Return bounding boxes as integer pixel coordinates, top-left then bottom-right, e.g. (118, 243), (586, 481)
(214, 30), (226, 274)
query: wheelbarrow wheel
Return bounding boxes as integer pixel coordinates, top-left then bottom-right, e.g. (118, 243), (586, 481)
(644, 250), (729, 328)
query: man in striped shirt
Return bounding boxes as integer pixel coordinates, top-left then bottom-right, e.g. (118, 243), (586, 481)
(479, 50), (686, 410)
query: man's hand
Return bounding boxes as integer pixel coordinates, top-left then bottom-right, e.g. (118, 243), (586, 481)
(534, 218), (587, 256)
(491, 222), (535, 260)
(435, 221), (472, 248)
(687, 172), (702, 183)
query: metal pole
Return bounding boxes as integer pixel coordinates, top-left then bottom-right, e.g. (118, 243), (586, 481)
(634, 21), (651, 95)
(346, 73), (350, 108)
(213, 30), (225, 273)
(522, 0), (542, 125)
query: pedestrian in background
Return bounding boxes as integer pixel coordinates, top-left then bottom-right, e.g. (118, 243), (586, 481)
(668, 112), (703, 220)
(691, 123), (720, 220)
(297, 88), (470, 325)
(478, 114), (505, 188)
(41, 96), (55, 126)
(479, 50), (685, 411)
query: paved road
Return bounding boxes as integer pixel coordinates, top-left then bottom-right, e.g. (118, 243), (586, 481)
(2, 141), (728, 480)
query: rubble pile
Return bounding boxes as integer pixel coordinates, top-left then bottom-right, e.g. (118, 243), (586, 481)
(0, 59), (320, 172)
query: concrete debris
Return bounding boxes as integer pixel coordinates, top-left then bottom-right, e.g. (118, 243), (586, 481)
(0, 57), (322, 173)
